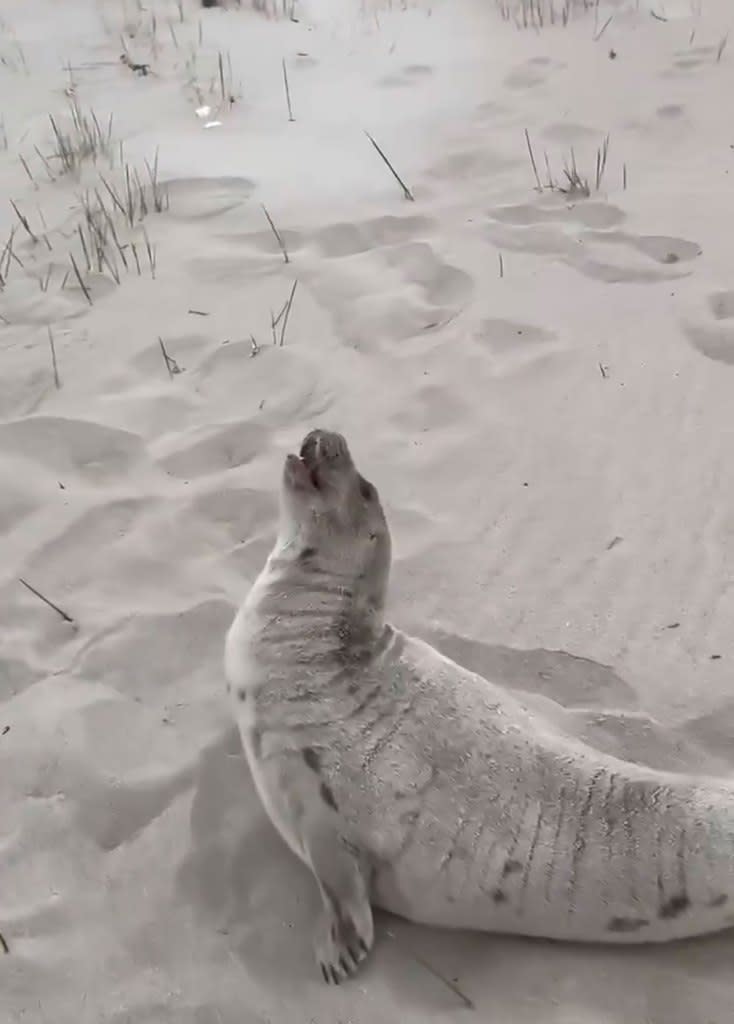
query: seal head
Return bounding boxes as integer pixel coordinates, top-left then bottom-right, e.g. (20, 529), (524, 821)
(279, 429), (392, 637)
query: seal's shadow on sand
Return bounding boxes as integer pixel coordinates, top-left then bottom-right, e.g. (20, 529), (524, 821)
(177, 632), (734, 1016)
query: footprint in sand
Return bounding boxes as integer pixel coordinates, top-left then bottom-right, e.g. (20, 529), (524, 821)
(189, 485), (276, 545)
(379, 63), (433, 89)
(0, 416), (146, 483)
(315, 232), (473, 346)
(315, 215), (433, 258)
(663, 45), (720, 76)
(154, 419), (270, 480)
(682, 290), (734, 365)
(486, 198), (701, 284)
(427, 147), (523, 182)
(504, 56), (564, 91)
(74, 598), (232, 699)
(472, 318), (565, 375)
(382, 242), (473, 308)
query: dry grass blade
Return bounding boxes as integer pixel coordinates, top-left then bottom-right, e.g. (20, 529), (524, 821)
(282, 59), (294, 121)
(262, 204), (290, 263)
(144, 148), (168, 212)
(18, 577), (75, 623)
(409, 953), (474, 1010)
(99, 172), (127, 217)
(95, 188), (128, 269)
(40, 263), (53, 292)
(0, 932), (9, 955)
(716, 34), (728, 62)
(524, 129), (543, 191)
(10, 199), (39, 243)
(125, 164), (135, 227)
(69, 251), (93, 305)
(142, 226), (156, 279)
(1, 226), (22, 279)
(365, 131), (414, 201)
(47, 326), (61, 388)
(593, 14), (613, 41)
(279, 279), (298, 346)
(78, 223), (91, 271)
(560, 148), (590, 197)
(158, 337), (181, 378)
(34, 144), (56, 182)
(19, 154), (38, 189)
(595, 133), (610, 190)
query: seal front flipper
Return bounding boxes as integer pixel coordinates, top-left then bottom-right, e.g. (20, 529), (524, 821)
(304, 819), (374, 984)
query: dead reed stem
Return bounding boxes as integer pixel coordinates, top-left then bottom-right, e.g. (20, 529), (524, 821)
(18, 578), (75, 623)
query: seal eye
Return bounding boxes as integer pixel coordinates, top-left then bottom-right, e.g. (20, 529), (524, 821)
(359, 477), (374, 502)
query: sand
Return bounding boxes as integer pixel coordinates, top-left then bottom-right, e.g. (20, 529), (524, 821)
(1, 0), (733, 1020)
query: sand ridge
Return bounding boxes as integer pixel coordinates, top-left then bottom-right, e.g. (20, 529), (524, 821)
(1, 0), (733, 1021)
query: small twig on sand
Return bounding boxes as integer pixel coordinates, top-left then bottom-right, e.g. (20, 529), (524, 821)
(261, 204), (289, 263)
(650, 9), (667, 21)
(365, 131), (414, 201)
(498, 252), (504, 278)
(716, 34), (728, 62)
(598, 361), (608, 379)
(18, 578), (75, 624)
(250, 333), (260, 357)
(0, 932), (9, 954)
(524, 129), (543, 192)
(188, 309), (209, 316)
(410, 953), (474, 1010)
(48, 326), (61, 388)
(158, 337), (181, 378)
(282, 59), (295, 121)
(279, 279), (298, 346)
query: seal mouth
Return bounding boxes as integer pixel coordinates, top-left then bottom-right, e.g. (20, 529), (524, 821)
(284, 430), (351, 493)
(284, 453), (320, 491)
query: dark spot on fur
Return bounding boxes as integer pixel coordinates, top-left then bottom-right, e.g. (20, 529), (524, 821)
(299, 546), (317, 561)
(708, 894), (728, 908)
(320, 782), (338, 811)
(502, 858), (523, 877)
(358, 475), (375, 501)
(607, 916), (650, 933)
(302, 747), (321, 773)
(237, 688), (247, 701)
(659, 894), (690, 919)
(492, 888), (507, 903)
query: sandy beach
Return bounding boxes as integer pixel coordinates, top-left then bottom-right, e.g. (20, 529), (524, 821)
(1, 0), (733, 1020)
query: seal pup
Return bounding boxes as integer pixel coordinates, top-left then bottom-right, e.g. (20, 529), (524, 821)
(225, 428), (734, 984)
